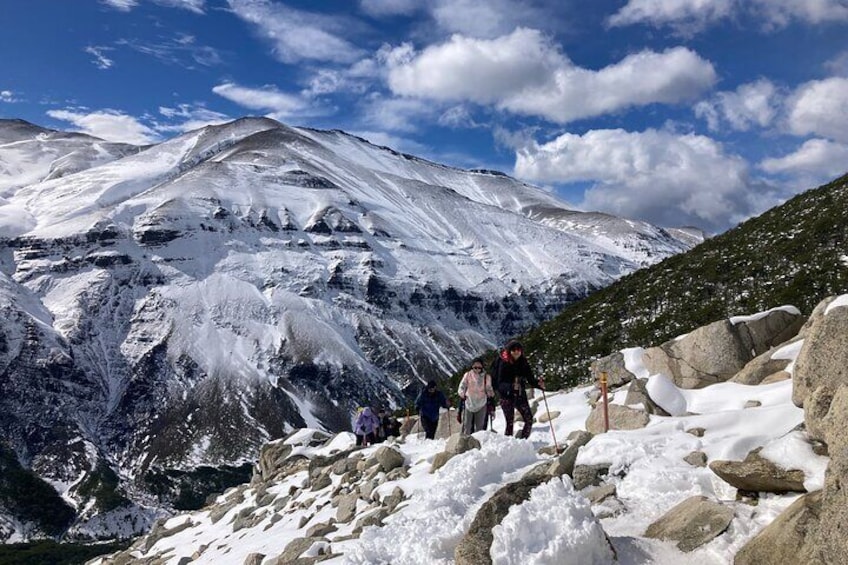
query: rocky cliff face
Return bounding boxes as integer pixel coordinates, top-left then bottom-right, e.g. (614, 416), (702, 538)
(0, 117), (700, 540)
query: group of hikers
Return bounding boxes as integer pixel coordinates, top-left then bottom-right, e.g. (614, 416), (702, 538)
(353, 340), (545, 444)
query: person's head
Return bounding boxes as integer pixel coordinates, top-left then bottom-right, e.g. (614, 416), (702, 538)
(506, 340), (523, 359)
(427, 380), (437, 392)
(471, 358), (484, 373)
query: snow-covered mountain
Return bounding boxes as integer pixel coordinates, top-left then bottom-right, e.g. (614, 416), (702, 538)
(0, 117), (700, 540)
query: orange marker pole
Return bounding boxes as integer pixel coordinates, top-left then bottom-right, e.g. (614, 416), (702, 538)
(601, 371), (610, 433)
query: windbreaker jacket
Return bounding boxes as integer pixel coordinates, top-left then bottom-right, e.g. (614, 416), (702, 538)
(458, 370), (494, 412)
(491, 350), (537, 400)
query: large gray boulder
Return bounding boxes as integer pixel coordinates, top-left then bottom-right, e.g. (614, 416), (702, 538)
(709, 448), (807, 494)
(734, 491), (822, 565)
(590, 351), (637, 389)
(644, 496), (734, 552)
(624, 378), (670, 416)
(792, 298), (848, 432)
(454, 474), (548, 565)
(730, 338), (800, 385)
(367, 446), (405, 474)
(585, 403), (650, 434)
(644, 309), (805, 389)
(755, 296), (848, 564)
(548, 431), (593, 478)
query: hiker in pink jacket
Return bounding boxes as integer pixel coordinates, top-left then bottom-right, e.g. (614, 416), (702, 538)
(458, 358), (495, 435)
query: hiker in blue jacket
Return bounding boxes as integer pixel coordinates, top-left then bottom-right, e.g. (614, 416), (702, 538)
(415, 380), (449, 439)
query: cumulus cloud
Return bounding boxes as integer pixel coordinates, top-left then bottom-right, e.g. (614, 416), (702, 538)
(1, 90), (19, 103)
(786, 77), (848, 143)
(212, 82), (313, 120)
(515, 128), (774, 232)
(85, 46), (115, 70)
(760, 138), (848, 178)
(46, 109), (159, 145)
(386, 28), (716, 124)
(695, 79), (781, 131)
(227, 0), (365, 64)
(609, 0), (848, 32)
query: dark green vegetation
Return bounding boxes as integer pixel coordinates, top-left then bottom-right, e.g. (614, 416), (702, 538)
(142, 463), (253, 511)
(72, 461), (130, 513)
(0, 443), (75, 538)
(524, 172), (848, 390)
(0, 540), (129, 565)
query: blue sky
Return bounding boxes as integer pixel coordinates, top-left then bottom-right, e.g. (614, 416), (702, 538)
(2, 0), (848, 233)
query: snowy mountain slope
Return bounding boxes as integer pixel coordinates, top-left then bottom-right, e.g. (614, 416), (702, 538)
(88, 335), (820, 565)
(0, 117), (701, 540)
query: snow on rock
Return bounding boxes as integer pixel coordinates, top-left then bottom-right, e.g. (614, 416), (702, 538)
(490, 478), (615, 565)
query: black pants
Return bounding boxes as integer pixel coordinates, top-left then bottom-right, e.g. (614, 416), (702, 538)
(421, 415), (439, 439)
(356, 432), (376, 446)
(500, 395), (533, 438)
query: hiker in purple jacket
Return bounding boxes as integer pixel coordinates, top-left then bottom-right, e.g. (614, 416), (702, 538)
(353, 406), (381, 446)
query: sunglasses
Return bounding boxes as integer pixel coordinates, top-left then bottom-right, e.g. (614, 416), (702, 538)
(472, 366), (483, 370)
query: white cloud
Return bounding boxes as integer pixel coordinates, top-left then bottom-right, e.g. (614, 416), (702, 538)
(608, 0), (734, 33)
(101, 0), (139, 10)
(754, 0), (848, 29)
(101, 0), (205, 12)
(760, 138), (848, 178)
(695, 79), (781, 131)
(153, 0), (205, 14)
(1, 90), (19, 103)
(359, 0), (420, 17)
(429, 0), (555, 38)
(608, 0), (848, 32)
(117, 35), (223, 68)
(46, 109), (159, 145)
(360, 94), (438, 132)
(226, 0), (365, 64)
(825, 50), (848, 76)
(85, 46), (115, 70)
(786, 77), (848, 143)
(515, 128), (772, 231)
(156, 104), (231, 133)
(386, 28), (716, 124)
(212, 82), (311, 120)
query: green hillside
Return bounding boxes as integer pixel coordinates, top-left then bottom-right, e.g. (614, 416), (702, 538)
(524, 172), (848, 390)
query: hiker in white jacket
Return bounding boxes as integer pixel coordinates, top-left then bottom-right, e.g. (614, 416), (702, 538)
(458, 358), (495, 435)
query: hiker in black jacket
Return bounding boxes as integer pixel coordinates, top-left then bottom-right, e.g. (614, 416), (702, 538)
(491, 340), (544, 438)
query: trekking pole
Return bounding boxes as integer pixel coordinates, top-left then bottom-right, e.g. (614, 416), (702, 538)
(541, 388), (562, 454)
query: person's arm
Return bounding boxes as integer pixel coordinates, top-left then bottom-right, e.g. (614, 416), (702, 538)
(458, 374), (468, 399)
(485, 373), (494, 397)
